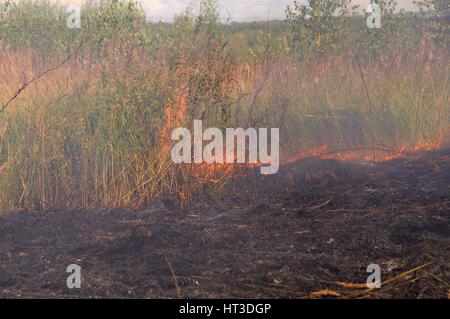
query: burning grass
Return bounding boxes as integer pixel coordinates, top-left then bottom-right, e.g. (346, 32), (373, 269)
(0, 1), (448, 212)
(0, 44), (447, 211)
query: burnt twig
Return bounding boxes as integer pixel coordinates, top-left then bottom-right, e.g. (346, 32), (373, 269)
(0, 41), (84, 115)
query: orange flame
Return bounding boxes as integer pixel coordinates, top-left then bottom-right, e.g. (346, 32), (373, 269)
(285, 142), (442, 164)
(183, 143), (443, 185)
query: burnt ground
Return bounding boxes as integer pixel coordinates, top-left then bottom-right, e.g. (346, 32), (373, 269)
(0, 149), (449, 298)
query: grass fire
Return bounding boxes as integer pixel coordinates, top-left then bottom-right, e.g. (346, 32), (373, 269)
(0, 0), (448, 300)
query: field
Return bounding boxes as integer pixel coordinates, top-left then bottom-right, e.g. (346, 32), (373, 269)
(0, 0), (448, 299)
(0, 149), (449, 298)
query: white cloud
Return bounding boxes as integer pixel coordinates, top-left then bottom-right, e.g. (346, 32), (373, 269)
(138, 0), (187, 20)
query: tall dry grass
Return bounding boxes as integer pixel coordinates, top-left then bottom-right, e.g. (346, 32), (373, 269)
(233, 47), (449, 159)
(0, 38), (448, 211)
(0, 26), (238, 210)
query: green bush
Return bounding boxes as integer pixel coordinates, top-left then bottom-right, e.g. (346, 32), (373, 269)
(286, 0), (353, 58)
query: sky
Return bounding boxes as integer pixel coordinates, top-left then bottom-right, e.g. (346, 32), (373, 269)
(137, 0), (418, 22)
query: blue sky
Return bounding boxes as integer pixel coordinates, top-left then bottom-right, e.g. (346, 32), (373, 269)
(137, 0), (418, 22)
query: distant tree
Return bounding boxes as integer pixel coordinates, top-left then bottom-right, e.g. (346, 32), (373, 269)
(285, 0), (354, 58)
(248, 26), (285, 64)
(83, 0), (151, 51)
(167, 0), (235, 127)
(0, 0), (71, 53)
(415, 0), (449, 47)
(356, 0), (413, 58)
